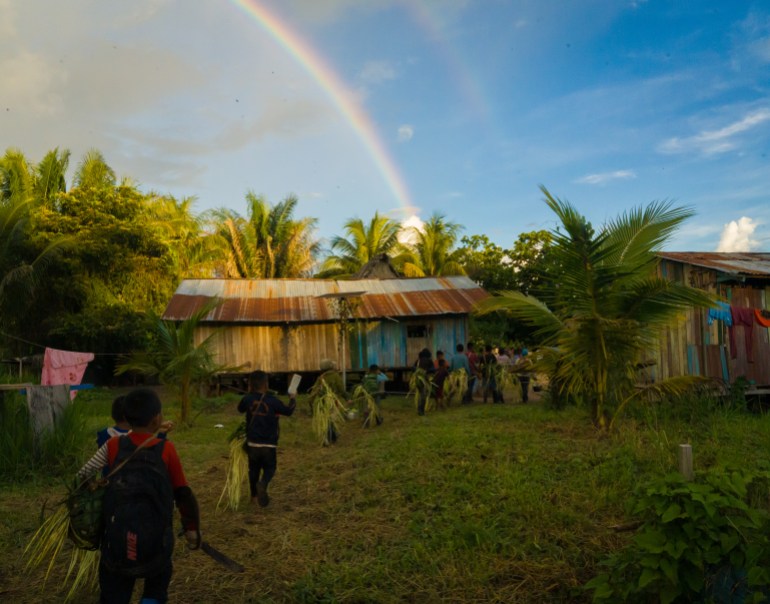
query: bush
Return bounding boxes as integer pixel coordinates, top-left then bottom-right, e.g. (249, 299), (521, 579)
(586, 468), (770, 603)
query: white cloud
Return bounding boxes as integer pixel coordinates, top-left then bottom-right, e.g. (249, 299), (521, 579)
(659, 108), (770, 155)
(398, 214), (424, 245)
(716, 216), (758, 252)
(397, 124), (414, 142)
(359, 60), (396, 84)
(575, 169), (636, 185)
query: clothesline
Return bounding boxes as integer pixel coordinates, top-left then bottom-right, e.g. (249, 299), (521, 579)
(0, 330), (128, 356)
(707, 303), (769, 363)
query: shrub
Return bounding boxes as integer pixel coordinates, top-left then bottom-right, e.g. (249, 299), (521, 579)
(586, 468), (770, 603)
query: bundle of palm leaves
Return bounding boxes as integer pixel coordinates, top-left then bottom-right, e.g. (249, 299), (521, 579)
(25, 500), (100, 602)
(217, 422), (249, 511)
(311, 380), (347, 446)
(494, 364), (516, 399)
(443, 369), (468, 404)
(350, 385), (382, 428)
(408, 368), (434, 413)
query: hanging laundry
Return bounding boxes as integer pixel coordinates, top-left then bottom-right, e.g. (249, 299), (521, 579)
(26, 384), (71, 438)
(41, 347), (95, 399)
(707, 300), (733, 326)
(728, 306), (754, 362)
(755, 308), (770, 328)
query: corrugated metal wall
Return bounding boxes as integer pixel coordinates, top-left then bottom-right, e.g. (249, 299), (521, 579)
(196, 316), (469, 373)
(654, 260), (770, 385)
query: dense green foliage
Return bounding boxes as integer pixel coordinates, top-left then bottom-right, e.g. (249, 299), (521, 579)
(587, 469), (770, 603)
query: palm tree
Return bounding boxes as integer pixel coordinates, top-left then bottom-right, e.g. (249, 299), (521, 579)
(147, 195), (217, 279)
(318, 212), (407, 277)
(73, 149), (116, 190)
(0, 148), (34, 203)
(115, 301), (227, 425)
(0, 149), (70, 343)
(402, 213), (465, 277)
(476, 187), (714, 430)
(33, 148), (70, 204)
(207, 193), (319, 278)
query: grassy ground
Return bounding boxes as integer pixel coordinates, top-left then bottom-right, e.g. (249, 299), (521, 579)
(1, 385), (768, 603)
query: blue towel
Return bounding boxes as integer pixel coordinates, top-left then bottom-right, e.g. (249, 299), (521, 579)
(707, 301), (733, 326)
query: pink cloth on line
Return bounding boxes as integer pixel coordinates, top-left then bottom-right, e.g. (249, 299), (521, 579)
(728, 306), (754, 363)
(41, 347), (95, 399)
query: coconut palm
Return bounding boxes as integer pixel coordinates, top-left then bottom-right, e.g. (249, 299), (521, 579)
(0, 152), (69, 345)
(318, 212), (408, 277)
(147, 195), (217, 279)
(33, 148), (70, 204)
(0, 148), (34, 203)
(476, 187), (714, 430)
(207, 192), (320, 278)
(115, 300), (227, 425)
(402, 213), (465, 277)
(73, 149), (116, 190)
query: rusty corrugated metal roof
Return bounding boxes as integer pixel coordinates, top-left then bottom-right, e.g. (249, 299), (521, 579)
(657, 252), (770, 277)
(163, 276), (490, 323)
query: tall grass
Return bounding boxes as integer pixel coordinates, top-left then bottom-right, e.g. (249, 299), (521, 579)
(0, 388), (94, 482)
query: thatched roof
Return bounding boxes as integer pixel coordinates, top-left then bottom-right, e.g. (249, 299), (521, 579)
(352, 254), (400, 279)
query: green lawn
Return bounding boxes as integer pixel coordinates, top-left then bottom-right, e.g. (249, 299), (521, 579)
(1, 386), (768, 603)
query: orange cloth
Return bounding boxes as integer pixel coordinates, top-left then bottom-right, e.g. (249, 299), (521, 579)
(755, 308), (770, 328)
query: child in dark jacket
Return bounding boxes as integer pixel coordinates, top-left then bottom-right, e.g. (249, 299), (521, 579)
(95, 395), (130, 448)
(237, 370), (296, 507)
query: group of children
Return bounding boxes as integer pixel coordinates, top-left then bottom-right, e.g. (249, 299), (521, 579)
(80, 375), (297, 603)
(415, 342), (533, 409)
(77, 349), (530, 602)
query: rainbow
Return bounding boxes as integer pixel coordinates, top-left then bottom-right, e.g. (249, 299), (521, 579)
(231, 0), (416, 217)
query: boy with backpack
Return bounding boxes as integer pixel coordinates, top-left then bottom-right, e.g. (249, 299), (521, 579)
(77, 388), (200, 604)
(238, 370), (296, 507)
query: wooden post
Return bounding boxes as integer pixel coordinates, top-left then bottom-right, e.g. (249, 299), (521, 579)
(678, 444), (693, 480)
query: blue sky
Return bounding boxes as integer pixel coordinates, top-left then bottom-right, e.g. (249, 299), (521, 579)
(2, 0), (769, 253)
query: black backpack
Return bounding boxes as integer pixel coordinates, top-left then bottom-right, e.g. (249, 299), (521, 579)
(101, 436), (174, 577)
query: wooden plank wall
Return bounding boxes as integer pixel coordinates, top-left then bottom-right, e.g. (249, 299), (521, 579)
(196, 316), (471, 374)
(655, 260), (770, 386)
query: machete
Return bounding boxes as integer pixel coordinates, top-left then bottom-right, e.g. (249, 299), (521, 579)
(200, 540), (245, 573)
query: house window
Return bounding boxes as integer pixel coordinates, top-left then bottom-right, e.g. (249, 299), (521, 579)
(407, 325), (427, 338)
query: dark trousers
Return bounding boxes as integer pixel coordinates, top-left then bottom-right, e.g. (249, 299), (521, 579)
(99, 560), (172, 604)
(247, 446), (277, 497)
(463, 376), (476, 403)
(520, 375), (530, 403)
(483, 377), (501, 403)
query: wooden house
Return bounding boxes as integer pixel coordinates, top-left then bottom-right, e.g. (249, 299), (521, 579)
(162, 276), (489, 376)
(653, 252), (770, 387)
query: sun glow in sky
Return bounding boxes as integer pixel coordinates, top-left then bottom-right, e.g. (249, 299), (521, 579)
(2, 0), (769, 252)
